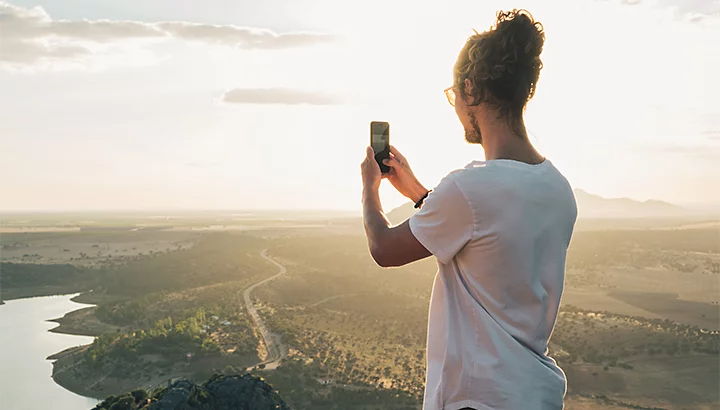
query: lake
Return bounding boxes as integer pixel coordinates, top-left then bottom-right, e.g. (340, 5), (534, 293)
(0, 294), (100, 410)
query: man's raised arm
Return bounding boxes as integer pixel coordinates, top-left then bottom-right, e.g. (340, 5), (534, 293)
(362, 185), (431, 267)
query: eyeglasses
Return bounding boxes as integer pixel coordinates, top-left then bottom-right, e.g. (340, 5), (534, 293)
(444, 86), (456, 107)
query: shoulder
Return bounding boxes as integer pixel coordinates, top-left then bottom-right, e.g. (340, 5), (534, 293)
(411, 167), (476, 218)
(439, 163), (502, 198)
(408, 169), (477, 264)
(431, 167), (477, 203)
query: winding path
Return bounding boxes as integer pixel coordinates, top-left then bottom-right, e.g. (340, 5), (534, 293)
(244, 249), (288, 371)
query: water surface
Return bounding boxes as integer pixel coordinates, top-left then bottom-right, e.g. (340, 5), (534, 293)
(0, 294), (100, 410)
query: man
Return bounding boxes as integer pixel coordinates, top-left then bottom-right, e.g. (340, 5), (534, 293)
(360, 9), (577, 410)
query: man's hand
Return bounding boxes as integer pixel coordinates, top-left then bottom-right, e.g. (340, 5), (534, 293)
(382, 146), (429, 203)
(361, 145), (432, 267)
(361, 146), (382, 192)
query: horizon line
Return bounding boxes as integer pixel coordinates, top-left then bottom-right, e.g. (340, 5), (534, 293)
(0, 208), (365, 214)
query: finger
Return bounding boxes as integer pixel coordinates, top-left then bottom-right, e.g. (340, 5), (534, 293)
(382, 157), (401, 169)
(388, 152), (404, 165)
(389, 145), (406, 161)
(366, 146), (375, 159)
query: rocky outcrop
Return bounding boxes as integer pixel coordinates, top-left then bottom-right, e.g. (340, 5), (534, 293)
(92, 374), (291, 410)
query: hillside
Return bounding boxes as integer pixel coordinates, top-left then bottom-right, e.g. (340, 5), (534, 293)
(573, 189), (686, 218)
(386, 202), (417, 225)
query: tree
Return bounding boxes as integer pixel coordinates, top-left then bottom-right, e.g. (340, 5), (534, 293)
(108, 396), (134, 410)
(130, 389), (148, 402)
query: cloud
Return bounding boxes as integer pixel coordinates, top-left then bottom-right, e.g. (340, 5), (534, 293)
(154, 22), (334, 49)
(221, 88), (344, 105)
(0, 2), (337, 67)
(656, 0), (720, 18)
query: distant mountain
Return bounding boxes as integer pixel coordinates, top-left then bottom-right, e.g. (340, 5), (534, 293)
(386, 202), (417, 225)
(573, 189), (686, 218)
(385, 190), (688, 222)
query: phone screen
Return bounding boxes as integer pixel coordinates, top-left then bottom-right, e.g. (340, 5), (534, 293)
(370, 121), (390, 173)
(371, 123), (389, 153)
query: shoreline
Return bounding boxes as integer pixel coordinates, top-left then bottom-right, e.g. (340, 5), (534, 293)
(0, 286), (93, 303)
(47, 345), (88, 361)
(48, 306), (121, 337)
(1, 286), (131, 336)
(51, 345), (260, 399)
(28, 290), (260, 400)
(1, 290), (113, 399)
(0, 288), (238, 400)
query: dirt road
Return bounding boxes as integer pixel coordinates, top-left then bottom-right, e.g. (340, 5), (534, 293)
(244, 249), (288, 371)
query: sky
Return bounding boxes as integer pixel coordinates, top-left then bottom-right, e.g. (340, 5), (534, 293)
(0, 0), (719, 211)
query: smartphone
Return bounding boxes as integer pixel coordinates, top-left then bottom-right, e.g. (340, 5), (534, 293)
(370, 121), (390, 174)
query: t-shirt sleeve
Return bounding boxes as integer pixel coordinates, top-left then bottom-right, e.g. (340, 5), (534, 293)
(409, 177), (474, 265)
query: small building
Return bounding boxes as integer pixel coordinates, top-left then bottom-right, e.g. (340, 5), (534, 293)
(315, 377), (334, 385)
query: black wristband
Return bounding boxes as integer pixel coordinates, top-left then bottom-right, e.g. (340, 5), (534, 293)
(414, 190), (431, 209)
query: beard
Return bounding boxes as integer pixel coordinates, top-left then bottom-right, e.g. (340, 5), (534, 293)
(464, 110), (483, 145)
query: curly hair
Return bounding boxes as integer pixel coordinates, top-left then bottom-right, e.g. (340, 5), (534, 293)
(454, 9), (545, 129)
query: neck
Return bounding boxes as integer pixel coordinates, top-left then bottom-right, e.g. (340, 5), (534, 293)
(477, 113), (544, 164)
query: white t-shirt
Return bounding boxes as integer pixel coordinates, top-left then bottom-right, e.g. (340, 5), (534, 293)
(409, 159), (577, 410)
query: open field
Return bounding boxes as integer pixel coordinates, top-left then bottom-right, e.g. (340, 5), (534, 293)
(564, 354), (719, 409)
(608, 291), (718, 328)
(0, 211), (351, 268)
(0, 230), (199, 268)
(563, 267), (719, 329)
(572, 218), (720, 232)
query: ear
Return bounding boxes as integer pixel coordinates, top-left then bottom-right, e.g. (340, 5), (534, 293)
(464, 78), (473, 92)
(463, 78), (476, 105)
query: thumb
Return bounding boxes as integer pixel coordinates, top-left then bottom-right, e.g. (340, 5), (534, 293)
(366, 146), (375, 159)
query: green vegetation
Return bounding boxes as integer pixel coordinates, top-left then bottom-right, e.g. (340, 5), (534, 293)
(567, 229), (720, 271)
(102, 233), (267, 295)
(258, 359), (421, 410)
(86, 310), (228, 366)
(0, 262), (94, 288)
(0, 262), (98, 299)
(3, 218), (718, 409)
(262, 301), (427, 396)
(551, 304), (718, 365)
(96, 295), (155, 326)
(59, 298), (262, 394)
